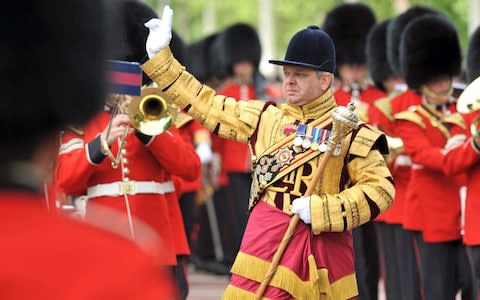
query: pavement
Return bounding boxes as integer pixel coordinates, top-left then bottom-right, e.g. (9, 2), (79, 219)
(187, 265), (229, 300)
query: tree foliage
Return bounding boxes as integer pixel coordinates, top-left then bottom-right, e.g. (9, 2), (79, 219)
(143, 0), (469, 57)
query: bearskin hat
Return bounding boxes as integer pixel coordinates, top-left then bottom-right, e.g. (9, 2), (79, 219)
(466, 26), (480, 82)
(171, 30), (186, 66)
(1, 0), (109, 153)
(186, 33), (219, 83)
(366, 20), (393, 91)
(400, 15), (461, 90)
(387, 6), (442, 77)
(111, 1), (185, 84)
(322, 3), (376, 68)
(109, 0), (157, 85)
(117, 1), (157, 63)
(212, 23), (261, 79)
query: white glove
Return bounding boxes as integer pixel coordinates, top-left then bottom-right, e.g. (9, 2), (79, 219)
(196, 143), (213, 164)
(144, 6), (173, 58)
(291, 196), (311, 224)
(444, 134), (466, 152)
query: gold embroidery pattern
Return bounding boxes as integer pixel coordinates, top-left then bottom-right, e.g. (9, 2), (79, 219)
(322, 195), (331, 232)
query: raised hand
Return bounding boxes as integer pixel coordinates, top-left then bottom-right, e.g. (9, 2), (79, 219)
(144, 5), (173, 58)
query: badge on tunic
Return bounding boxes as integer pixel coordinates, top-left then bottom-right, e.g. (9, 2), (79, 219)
(311, 127), (321, 151)
(282, 123), (297, 136)
(311, 127), (331, 152)
(293, 123), (306, 147)
(276, 147), (294, 167)
(319, 142), (328, 152)
(302, 136), (312, 149)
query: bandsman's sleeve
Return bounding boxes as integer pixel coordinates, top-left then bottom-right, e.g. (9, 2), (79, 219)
(310, 126), (395, 234)
(56, 128), (106, 195)
(142, 48), (266, 143)
(137, 127), (201, 181)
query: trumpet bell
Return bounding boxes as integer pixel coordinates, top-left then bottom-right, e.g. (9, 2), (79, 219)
(128, 87), (176, 136)
(457, 76), (480, 114)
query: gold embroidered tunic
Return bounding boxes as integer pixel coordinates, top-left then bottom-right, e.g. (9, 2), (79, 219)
(142, 48), (394, 300)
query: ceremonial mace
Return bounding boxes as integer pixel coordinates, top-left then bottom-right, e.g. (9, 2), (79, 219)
(255, 102), (359, 299)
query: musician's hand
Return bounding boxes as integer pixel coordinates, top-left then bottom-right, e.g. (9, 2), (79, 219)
(444, 134), (466, 152)
(100, 115), (131, 146)
(291, 196), (311, 224)
(144, 5), (173, 58)
(196, 143), (213, 164)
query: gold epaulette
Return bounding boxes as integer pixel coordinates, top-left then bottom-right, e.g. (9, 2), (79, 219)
(374, 97), (393, 121)
(67, 126), (84, 135)
(393, 110), (425, 129)
(349, 124), (389, 157)
(174, 111), (194, 129)
(443, 112), (466, 130)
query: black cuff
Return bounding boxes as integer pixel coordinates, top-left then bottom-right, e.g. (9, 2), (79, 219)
(87, 136), (106, 164)
(135, 130), (153, 145)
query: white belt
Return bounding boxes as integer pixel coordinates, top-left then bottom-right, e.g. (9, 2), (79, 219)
(87, 181), (175, 198)
(394, 154), (412, 167)
(411, 163), (424, 170)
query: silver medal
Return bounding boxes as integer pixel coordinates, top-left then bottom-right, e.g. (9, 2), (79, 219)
(293, 136), (303, 147)
(302, 137), (312, 149)
(318, 143), (328, 152)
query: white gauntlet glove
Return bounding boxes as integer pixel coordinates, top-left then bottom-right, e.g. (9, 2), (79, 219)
(444, 134), (467, 152)
(291, 196), (311, 224)
(144, 6), (173, 58)
(196, 143), (213, 164)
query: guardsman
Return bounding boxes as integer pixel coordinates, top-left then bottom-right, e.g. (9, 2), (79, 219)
(0, 0), (176, 299)
(364, 19), (405, 300)
(442, 25), (480, 296)
(55, 1), (200, 298)
(143, 7), (394, 299)
(213, 23), (263, 267)
(323, 4), (385, 299)
(185, 33), (232, 275)
(392, 14), (475, 300)
(369, 7), (446, 300)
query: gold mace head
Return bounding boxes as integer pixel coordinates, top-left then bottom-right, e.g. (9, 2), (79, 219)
(328, 101), (359, 149)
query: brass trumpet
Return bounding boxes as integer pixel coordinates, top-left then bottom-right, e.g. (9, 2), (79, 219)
(457, 76), (480, 139)
(128, 87), (177, 136)
(105, 87), (177, 168)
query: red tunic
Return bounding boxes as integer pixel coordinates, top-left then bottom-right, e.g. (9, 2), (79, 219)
(371, 90), (422, 225)
(0, 191), (176, 300)
(393, 101), (475, 242)
(441, 111), (480, 245)
(56, 111), (200, 265)
(165, 174), (190, 256)
(175, 119), (205, 193)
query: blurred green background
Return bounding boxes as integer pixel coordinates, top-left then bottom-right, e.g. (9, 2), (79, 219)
(143, 0), (475, 77)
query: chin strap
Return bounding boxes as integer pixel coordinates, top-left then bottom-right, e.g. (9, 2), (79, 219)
(420, 84), (453, 107)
